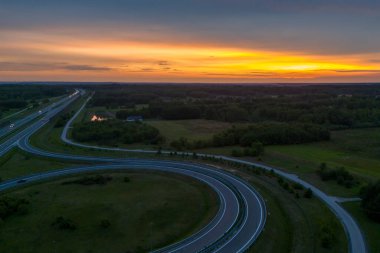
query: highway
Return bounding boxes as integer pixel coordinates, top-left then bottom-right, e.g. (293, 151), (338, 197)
(0, 161), (266, 253)
(0, 90), (267, 252)
(0, 87), (367, 253)
(0, 90), (81, 157)
(0, 90), (79, 139)
(57, 95), (368, 253)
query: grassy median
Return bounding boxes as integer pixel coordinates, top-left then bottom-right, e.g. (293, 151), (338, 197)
(0, 171), (219, 253)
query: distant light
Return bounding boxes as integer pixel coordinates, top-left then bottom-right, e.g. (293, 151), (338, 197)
(91, 115), (107, 122)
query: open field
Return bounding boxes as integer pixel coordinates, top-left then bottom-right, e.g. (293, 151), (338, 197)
(9, 103), (350, 253)
(35, 97), (379, 198)
(342, 202), (380, 253)
(216, 163), (348, 253)
(146, 119), (240, 143)
(0, 149), (87, 181)
(198, 128), (380, 197)
(34, 99), (374, 197)
(265, 128), (380, 179)
(0, 171), (218, 253)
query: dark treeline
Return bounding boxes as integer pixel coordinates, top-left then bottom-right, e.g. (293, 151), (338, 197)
(0, 85), (68, 117)
(360, 180), (380, 222)
(0, 85), (67, 102)
(86, 84), (380, 107)
(71, 120), (164, 146)
(82, 84), (380, 150)
(166, 122), (329, 151)
(213, 123), (330, 146)
(88, 84), (380, 129)
(317, 163), (359, 188)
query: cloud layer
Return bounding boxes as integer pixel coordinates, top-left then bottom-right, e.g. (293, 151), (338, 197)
(1, 0), (380, 82)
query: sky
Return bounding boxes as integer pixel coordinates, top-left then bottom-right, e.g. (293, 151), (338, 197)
(1, 0), (380, 83)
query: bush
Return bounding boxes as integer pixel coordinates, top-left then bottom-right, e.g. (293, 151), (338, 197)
(319, 223), (336, 249)
(61, 175), (112, 186)
(360, 180), (380, 222)
(0, 197), (29, 220)
(100, 219), (111, 229)
(54, 113), (72, 128)
(214, 122), (330, 147)
(304, 188), (313, 198)
(317, 164), (358, 188)
(231, 149), (244, 157)
(292, 183), (304, 190)
(51, 216), (77, 230)
(72, 120), (164, 146)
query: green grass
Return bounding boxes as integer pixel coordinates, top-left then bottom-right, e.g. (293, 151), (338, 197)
(266, 143), (380, 179)
(265, 128), (380, 179)
(342, 202), (380, 253)
(190, 128), (380, 183)
(0, 149), (86, 180)
(146, 119), (241, 143)
(240, 128), (380, 197)
(0, 171), (218, 253)
(212, 163), (348, 253)
(31, 96), (379, 198)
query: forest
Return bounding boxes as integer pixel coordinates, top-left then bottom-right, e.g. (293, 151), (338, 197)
(71, 120), (164, 146)
(0, 85), (68, 118)
(73, 84), (380, 150)
(87, 84), (380, 130)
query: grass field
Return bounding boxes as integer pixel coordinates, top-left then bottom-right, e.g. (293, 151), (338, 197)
(0, 171), (218, 253)
(342, 202), (380, 253)
(253, 128), (380, 197)
(197, 128), (380, 197)
(213, 163), (348, 253)
(146, 119), (239, 143)
(0, 149), (86, 181)
(10, 104), (351, 253)
(33, 97), (380, 198)
(271, 128), (380, 178)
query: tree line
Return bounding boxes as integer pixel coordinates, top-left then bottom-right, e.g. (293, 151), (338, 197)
(72, 120), (164, 146)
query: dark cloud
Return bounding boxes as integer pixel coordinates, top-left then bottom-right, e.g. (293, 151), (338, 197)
(139, 68), (155, 72)
(0, 62), (111, 71)
(334, 69), (380, 73)
(63, 64), (111, 71)
(157, 61), (170, 66)
(0, 0), (379, 55)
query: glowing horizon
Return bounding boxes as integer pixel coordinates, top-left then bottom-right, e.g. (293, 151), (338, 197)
(1, 1), (380, 83)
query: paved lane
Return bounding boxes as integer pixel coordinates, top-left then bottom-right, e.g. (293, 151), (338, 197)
(56, 95), (367, 253)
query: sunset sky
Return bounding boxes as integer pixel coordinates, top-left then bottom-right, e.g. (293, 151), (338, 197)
(1, 0), (380, 83)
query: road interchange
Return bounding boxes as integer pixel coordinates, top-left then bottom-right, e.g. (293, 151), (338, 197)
(0, 88), (368, 253)
(58, 93), (368, 253)
(1, 90), (267, 253)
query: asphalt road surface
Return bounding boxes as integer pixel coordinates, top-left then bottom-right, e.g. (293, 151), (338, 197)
(57, 95), (367, 253)
(0, 161), (266, 253)
(0, 90), (267, 252)
(0, 88), (367, 253)
(0, 90), (81, 157)
(0, 90), (79, 139)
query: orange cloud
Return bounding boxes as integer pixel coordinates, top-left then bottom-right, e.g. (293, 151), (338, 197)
(1, 30), (380, 82)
